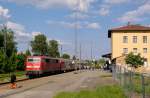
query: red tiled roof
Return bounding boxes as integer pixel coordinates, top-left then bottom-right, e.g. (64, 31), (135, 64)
(110, 25), (150, 31)
(108, 25), (150, 38)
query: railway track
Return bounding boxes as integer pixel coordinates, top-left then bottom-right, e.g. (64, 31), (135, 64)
(0, 72), (67, 86)
(0, 69), (79, 87)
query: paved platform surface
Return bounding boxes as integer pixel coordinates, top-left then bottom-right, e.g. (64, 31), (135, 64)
(0, 70), (115, 98)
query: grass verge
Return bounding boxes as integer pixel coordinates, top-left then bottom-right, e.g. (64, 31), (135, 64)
(54, 85), (127, 98)
(0, 71), (26, 83)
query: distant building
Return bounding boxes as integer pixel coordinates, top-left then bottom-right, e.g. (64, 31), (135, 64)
(108, 24), (150, 66)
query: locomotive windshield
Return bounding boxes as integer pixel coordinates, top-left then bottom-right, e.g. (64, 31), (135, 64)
(28, 58), (41, 62)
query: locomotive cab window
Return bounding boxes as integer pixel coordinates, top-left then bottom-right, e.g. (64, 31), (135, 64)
(28, 58), (41, 62)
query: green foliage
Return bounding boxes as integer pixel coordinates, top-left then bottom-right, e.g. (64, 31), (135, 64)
(0, 27), (17, 57)
(16, 53), (26, 71)
(125, 52), (144, 68)
(31, 34), (48, 55)
(31, 35), (60, 57)
(0, 27), (17, 73)
(8, 52), (17, 72)
(0, 49), (5, 73)
(25, 49), (31, 56)
(48, 40), (60, 58)
(0, 32), (4, 48)
(62, 53), (70, 59)
(54, 85), (127, 98)
(1, 51), (17, 73)
(99, 59), (106, 66)
(0, 71), (25, 83)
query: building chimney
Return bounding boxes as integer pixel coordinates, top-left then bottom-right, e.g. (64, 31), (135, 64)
(127, 22), (131, 26)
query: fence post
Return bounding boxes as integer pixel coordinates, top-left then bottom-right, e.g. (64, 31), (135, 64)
(112, 64), (116, 81)
(129, 70), (133, 98)
(123, 67), (126, 88)
(141, 74), (145, 98)
(119, 66), (121, 85)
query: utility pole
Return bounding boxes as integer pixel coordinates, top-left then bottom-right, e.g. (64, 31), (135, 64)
(3, 24), (7, 58)
(60, 44), (63, 58)
(79, 43), (82, 61)
(74, 4), (78, 59)
(73, 0), (80, 73)
(79, 43), (82, 71)
(74, 0), (82, 58)
(91, 41), (93, 60)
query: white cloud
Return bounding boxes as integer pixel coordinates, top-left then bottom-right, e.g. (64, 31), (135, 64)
(47, 20), (83, 29)
(104, 0), (130, 4)
(118, 1), (150, 22)
(5, 21), (46, 51)
(98, 0), (131, 16)
(31, 31), (42, 37)
(47, 38), (72, 47)
(0, 6), (10, 19)
(6, 0), (95, 12)
(68, 12), (89, 19)
(99, 7), (109, 16)
(6, 21), (45, 40)
(6, 21), (30, 38)
(47, 20), (100, 30)
(86, 22), (100, 29)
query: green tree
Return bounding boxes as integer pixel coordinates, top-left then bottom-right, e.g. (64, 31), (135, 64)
(0, 32), (4, 48)
(25, 49), (31, 56)
(125, 52), (144, 68)
(98, 59), (106, 67)
(0, 26), (17, 73)
(9, 51), (17, 72)
(2, 51), (17, 73)
(0, 27), (17, 57)
(0, 49), (5, 73)
(16, 53), (26, 71)
(62, 53), (70, 59)
(48, 40), (60, 58)
(31, 34), (48, 55)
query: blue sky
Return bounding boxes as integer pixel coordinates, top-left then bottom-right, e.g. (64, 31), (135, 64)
(0, 0), (150, 60)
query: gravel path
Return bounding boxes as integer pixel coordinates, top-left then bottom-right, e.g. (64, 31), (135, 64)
(0, 70), (115, 98)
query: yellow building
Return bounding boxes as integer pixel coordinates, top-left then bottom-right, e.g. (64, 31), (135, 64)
(108, 24), (150, 66)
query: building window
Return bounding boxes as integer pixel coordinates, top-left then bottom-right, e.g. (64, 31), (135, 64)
(143, 48), (147, 53)
(133, 48), (137, 53)
(123, 36), (128, 43)
(143, 36), (147, 43)
(133, 36), (137, 43)
(123, 48), (128, 54)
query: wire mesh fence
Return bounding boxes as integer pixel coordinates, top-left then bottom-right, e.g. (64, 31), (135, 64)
(112, 65), (150, 98)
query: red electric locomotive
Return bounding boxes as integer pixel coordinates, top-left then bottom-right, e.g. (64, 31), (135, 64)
(26, 56), (62, 77)
(26, 56), (76, 78)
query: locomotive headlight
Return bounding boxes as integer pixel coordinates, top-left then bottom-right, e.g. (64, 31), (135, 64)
(26, 66), (32, 68)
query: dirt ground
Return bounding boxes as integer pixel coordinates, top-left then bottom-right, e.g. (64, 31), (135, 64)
(0, 70), (116, 98)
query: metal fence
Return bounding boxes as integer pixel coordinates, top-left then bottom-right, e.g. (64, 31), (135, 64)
(112, 65), (150, 98)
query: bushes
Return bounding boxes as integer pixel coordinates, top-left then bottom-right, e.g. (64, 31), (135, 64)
(0, 50), (17, 73)
(0, 50), (5, 73)
(16, 53), (26, 71)
(0, 50), (27, 73)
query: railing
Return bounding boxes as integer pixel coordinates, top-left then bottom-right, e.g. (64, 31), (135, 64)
(112, 65), (150, 98)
